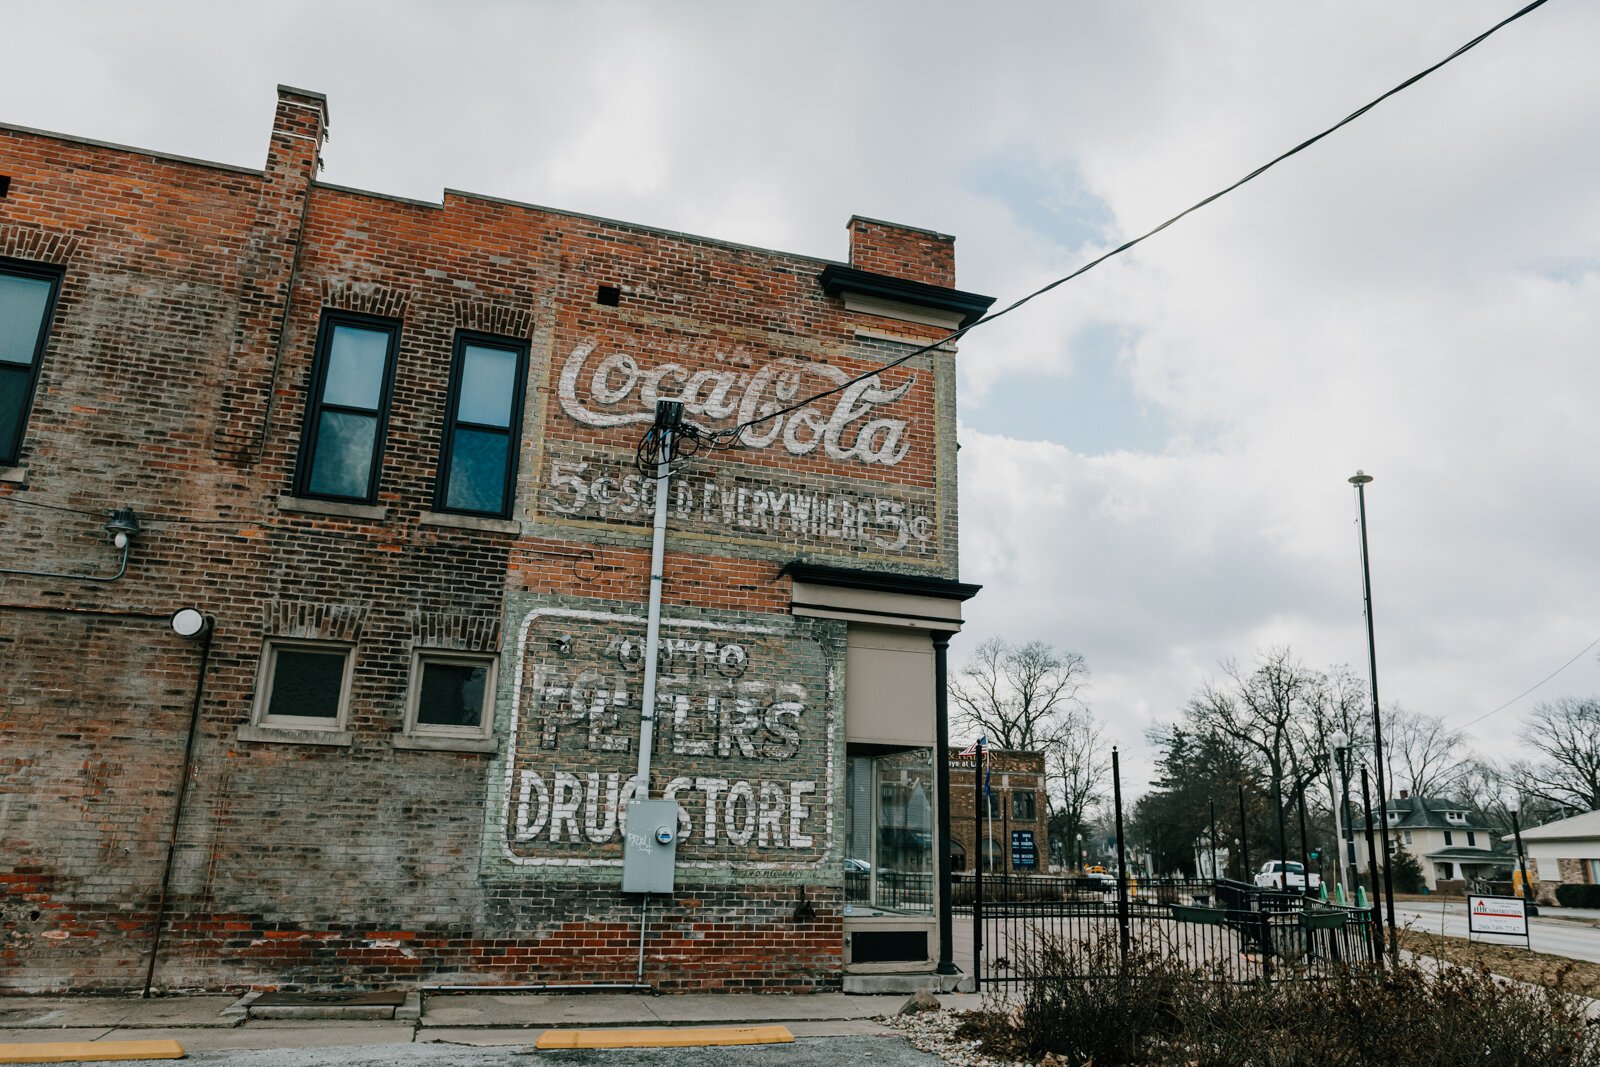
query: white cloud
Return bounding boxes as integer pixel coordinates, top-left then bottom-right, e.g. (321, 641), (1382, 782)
(4, 0), (1597, 796)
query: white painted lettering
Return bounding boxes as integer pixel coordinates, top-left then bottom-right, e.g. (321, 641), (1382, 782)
(725, 781), (756, 846)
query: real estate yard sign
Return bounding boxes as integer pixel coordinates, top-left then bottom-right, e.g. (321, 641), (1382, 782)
(1467, 894), (1531, 948)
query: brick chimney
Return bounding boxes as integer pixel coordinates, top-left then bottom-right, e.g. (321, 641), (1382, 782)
(846, 216), (955, 288)
(214, 85), (329, 461)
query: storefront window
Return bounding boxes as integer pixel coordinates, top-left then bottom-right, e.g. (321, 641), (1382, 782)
(844, 748), (934, 916)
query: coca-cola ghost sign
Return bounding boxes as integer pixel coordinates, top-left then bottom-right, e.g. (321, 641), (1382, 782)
(557, 342), (914, 467)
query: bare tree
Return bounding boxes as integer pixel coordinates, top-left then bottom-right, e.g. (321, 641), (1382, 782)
(951, 638), (1101, 871)
(1185, 647), (1329, 868)
(1048, 707), (1109, 869)
(950, 638), (1089, 751)
(1516, 697), (1600, 812)
(1381, 704), (1471, 800)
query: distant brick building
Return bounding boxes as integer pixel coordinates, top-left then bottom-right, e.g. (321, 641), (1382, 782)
(947, 750), (1049, 874)
(0, 87), (987, 993)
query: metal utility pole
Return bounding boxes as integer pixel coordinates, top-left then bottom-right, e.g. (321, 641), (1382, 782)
(635, 400), (683, 799)
(1349, 470), (1397, 951)
(1113, 747), (1129, 963)
(1237, 784), (1251, 882)
(1360, 766), (1388, 966)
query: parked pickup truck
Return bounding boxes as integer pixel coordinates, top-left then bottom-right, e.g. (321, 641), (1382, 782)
(1254, 860), (1321, 891)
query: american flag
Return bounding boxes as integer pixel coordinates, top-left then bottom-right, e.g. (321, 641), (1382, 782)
(960, 738), (992, 795)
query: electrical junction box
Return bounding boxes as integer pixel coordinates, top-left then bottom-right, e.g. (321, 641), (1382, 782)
(621, 799), (679, 894)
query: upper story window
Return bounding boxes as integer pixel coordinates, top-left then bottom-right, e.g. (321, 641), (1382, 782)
(295, 312), (399, 503)
(1467, 831), (1477, 847)
(1443, 830), (1453, 846)
(1012, 790), (1037, 821)
(1445, 810), (1465, 823)
(0, 261), (63, 466)
(435, 333), (527, 517)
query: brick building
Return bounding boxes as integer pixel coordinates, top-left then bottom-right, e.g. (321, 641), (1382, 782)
(0, 87), (987, 993)
(947, 750), (1050, 874)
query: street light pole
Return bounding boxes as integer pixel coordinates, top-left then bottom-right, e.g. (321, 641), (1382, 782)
(1350, 470), (1397, 949)
(1507, 794), (1532, 908)
(1331, 730), (1356, 896)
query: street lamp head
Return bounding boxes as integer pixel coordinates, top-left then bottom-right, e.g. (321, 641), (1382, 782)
(1505, 794), (1521, 815)
(1348, 470), (1374, 486)
(1330, 729), (1349, 751)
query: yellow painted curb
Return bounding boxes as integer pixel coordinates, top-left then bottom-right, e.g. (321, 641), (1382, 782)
(0, 1039), (184, 1064)
(536, 1024), (793, 1049)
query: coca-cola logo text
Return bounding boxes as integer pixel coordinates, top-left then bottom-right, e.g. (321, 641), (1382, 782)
(557, 342), (913, 467)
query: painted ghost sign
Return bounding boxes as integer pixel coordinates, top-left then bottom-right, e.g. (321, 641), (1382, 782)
(501, 608), (834, 870)
(540, 341), (939, 558)
(558, 343), (915, 466)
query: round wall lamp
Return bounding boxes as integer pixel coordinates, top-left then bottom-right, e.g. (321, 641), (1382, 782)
(170, 608), (213, 640)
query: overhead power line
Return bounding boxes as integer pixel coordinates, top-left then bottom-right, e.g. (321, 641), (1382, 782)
(1458, 635), (1600, 729)
(686, 0), (1552, 453)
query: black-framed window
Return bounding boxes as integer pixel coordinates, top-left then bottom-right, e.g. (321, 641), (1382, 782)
(0, 260), (63, 466)
(435, 332), (526, 517)
(1012, 790), (1037, 821)
(295, 312), (400, 503)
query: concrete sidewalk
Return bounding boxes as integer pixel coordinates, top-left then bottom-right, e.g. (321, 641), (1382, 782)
(0, 991), (987, 1054)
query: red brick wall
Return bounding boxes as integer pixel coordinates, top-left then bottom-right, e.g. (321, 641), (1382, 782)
(0, 87), (967, 992)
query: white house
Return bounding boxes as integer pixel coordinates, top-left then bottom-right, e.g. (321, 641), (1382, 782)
(1504, 808), (1600, 895)
(1360, 791), (1505, 892)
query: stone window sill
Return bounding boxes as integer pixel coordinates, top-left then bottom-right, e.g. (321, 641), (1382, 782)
(392, 733), (500, 754)
(237, 724), (354, 747)
(278, 495), (388, 521)
(0, 466), (26, 484)
(419, 511), (521, 535)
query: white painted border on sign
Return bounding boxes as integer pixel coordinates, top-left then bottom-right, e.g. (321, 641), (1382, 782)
(1467, 894), (1528, 937)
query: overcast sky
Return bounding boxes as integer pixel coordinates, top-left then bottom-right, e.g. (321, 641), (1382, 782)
(7, 0), (1597, 793)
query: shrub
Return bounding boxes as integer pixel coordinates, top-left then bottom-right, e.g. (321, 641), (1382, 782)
(1556, 883), (1600, 908)
(967, 939), (1600, 1066)
(1388, 847), (1426, 893)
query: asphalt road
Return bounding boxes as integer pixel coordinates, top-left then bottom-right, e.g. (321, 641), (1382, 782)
(1392, 901), (1600, 962)
(164, 1037), (943, 1067)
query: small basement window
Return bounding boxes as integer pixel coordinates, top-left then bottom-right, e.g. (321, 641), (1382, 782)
(405, 651), (496, 742)
(254, 640), (354, 730)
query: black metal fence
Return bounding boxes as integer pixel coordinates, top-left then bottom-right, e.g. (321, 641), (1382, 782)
(956, 873), (1378, 986)
(846, 868), (934, 910)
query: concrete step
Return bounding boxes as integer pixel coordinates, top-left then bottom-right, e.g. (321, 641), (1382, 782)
(841, 972), (974, 995)
(226, 991), (421, 1022)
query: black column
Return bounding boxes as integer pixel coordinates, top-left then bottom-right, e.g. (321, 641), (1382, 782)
(932, 630), (958, 976)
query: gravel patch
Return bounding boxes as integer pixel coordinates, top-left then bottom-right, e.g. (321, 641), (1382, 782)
(885, 1008), (1025, 1067)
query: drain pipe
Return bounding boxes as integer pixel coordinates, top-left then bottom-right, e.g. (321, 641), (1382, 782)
(142, 609), (215, 997)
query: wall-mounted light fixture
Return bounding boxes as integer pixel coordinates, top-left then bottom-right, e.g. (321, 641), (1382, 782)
(1, 505), (140, 583)
(105, 507), (139, 550)
(169, 607), (213, 640)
